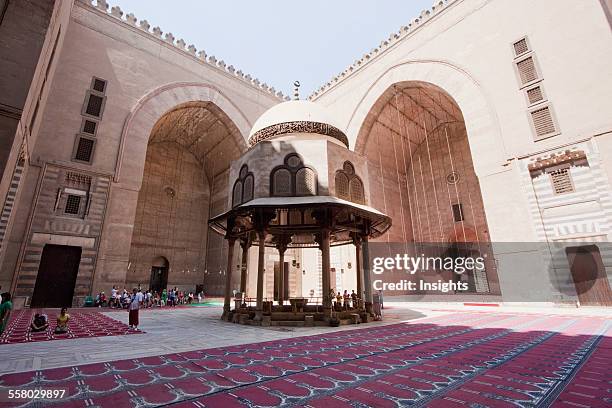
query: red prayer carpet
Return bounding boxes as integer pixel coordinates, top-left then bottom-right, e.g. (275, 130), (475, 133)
(0, 309), (142, 344)
(0, 312), (609, 407)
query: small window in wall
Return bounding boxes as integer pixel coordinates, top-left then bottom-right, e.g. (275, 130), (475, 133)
(270, 154), (318, 197)
(452, 203), (464, 222)
(516, 56), (539, 86)
(64, 195), (82, 215)
(232, 165), (255, 207)
(72, 136), (96, 164)
(513, 37), (530, 58)
(81, 119), (97, 135)
(349, 177), (365, 204)
(84, 93), (105, 118)
(530, 105), (558, 139)
(549, 167), (574, 194)
(335, 172), (349, 200)
(335, 161), (365, 204)
(91, 77), (107, 93)
(526, 85), (545, 105)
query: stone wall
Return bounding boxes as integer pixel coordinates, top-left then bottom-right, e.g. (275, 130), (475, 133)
(127, 142), (209, 291)
(0, 0), (54, 179)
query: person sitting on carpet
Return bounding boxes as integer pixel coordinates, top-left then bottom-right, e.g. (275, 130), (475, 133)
(30, 313), (49, 332)
(54, 307), (70, 334)
(0, 292), (12, 335)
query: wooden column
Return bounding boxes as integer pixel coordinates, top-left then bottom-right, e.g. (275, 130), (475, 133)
(362, 233), (373, 311)
(239, 238), (250, 295)
(278, 245), (286, 306)
(353, 235), (364, 309)
(254, 229), (266, 321)
(320, 228), (332, 315)
(222, 237), (236, 320)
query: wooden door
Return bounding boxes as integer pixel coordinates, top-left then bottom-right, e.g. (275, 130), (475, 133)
(566, 245), (612, 306)
(31, 244), (82, 308)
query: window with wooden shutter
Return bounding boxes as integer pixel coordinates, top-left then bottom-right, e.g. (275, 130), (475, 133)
(530, 106), (557, 139)
(516, 56), (538, 85)
(349, 177), (365, 204)
(296, 168), (316, 196)
(232, 180), (242, 207)
(549, 167), (574, 194)
(272, 169), (292, 196)
(513, 37), (529, 57)
(335, 172), (350, 200)
(242, 174), (254, 202)
(526, 85), (544, 105)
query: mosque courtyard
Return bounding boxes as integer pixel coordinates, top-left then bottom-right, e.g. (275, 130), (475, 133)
(0, 303), (610, 407)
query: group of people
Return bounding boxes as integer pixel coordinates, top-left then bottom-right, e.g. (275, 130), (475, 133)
(331, 289), (359, 310)
(93, 286), (203, 310)
(30, 307), (70, 334)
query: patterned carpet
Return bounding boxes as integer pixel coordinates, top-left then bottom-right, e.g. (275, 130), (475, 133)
(0, 312), (609, 407)
(0, 309), (142, 344)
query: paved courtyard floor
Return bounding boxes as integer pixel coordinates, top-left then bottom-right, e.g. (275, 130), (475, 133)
(0, 304), (610, 407)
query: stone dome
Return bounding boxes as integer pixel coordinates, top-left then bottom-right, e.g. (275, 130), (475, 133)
(248, 100), (349, 147)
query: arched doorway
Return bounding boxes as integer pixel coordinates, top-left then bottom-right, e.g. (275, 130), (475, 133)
(356, 81), (499, 295)
(127, 101), (245, 294)
(149, 256), (169, 294)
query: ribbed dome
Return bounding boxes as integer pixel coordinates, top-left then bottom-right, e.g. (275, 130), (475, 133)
(248, 100), (348, 147)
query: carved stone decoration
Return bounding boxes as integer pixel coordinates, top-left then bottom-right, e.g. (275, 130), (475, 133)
(528, 150), (588, 178)
(126, 13), (137, 26)
(446, 171), (460, 185)
(249, 121), (349, 148)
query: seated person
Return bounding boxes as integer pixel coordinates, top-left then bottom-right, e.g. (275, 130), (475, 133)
(54, 308), (70, 334)
(30, 313), (49, 332)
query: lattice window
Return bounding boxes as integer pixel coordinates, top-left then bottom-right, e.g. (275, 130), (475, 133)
(549, 168), (574, 194)
(243, 174), (254, 202)
(513, 38), (529, 57)
(286, 154), (301, 168)
(74, 136), (95, 163)
(82, 119), (97, 135)
(335, 172), (350, 200)
(92, 78), (107, 93)
(343, 161), (355, 175)
(516, 56), (538, 85)
(85, 93), (104, 117)
(349, 177), (365, 204)
(272, 168), (292, 196)
(65, 195), (82, 215)
(65, 172), (91, 186)
(296, 168), (316, 196)
(531, 106), (556, 138)
(232, 180), (242, 207)
(526, 86), (544, 105)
